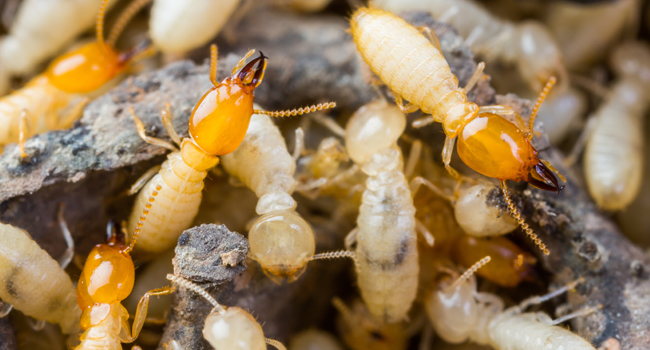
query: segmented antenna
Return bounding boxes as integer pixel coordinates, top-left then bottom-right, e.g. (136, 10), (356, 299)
(107, 0), (154, 46)
(210, 44), (219, 86)
(96, 0), (110, 48)
(528, 76), (556, 142)
(311, 250), (359, 271)
(447, 256), (491, 292)
(166, 274), (226, 315)
(500, 181), (550, 255)
(123, 183), (161, 254)
(253, 102), (337, 118)
(265, 339), (287, 350)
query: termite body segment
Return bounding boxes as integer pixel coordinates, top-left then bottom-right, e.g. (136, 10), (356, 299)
(0, 0), (151, 156)
(290, 329), (343, 350)
(584, 41), (650, 210)
(222, 108), (315, 283)
(0, 223), (79, 333)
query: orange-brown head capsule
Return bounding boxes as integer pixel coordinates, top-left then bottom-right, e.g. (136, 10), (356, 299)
(189, 53), (268, 156)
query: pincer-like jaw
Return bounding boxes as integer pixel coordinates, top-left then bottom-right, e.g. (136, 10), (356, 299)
(237, 52), (268, 88)
(526, 161), (564, 194)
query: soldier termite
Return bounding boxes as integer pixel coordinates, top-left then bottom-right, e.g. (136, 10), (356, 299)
(127, 44), (335, 257)
(165, 274), (287, 350)
(581, 41), (650, 210)
(149, 0), (240, 54)
(425, 257), (598, 350)
(289, 329), (343, 350)
(350, 7), (566, 255)
(0, 208), (78, 334)
(0, 0), (152, 157)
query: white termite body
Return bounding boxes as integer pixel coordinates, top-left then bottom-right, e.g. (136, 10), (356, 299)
(149, 0), (241, 54)
(0, 0), (115, 75)
(221, 107), (315, 283)
(584, 41), (650, 210)
(453, 183), (517, 237)
(290, 329), (343, 350)
(0, 223), (79, 334)
(74, 303), (129, 350)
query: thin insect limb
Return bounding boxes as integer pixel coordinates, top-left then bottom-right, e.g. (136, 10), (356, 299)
(56, 97), (89, 129)
(129, 108), (179, 152)
(550, 304), (601, 326)
(0, 302), (13, 317)
(442, 136), (463, 182)
(569, 74), (611, 100)
(126, 165), (162, 196)
(160, 104), (182, 147)
(96, 0), (110, 49)
(162, 340), (182, 350)
(331, 297), (353, 322)
(477, 105), (516, 115)
(463, 62), (485, 93)
(416, 219), (435, 246)
(395, 95), (420, 114)
(404, 139), (422, 179)
(310, 113), (346, 137)
(528, 76), (557, 142)
(514, 277), (584, 313)
(437, 5), (459, 23)
(411, 115), (435, 128)
(266, 338), (288, 350)
(344, 228), (358, 251)
(409, 176), (453, 202)
(417, 324), (434, 350)
(293, 127), (305, 161)
(122, 286), (174, 343)
(107, 0), (154, 46)
(231, 50), (256, 76)
(209, 44), (219, 86)
(166, 274), (226, 314)
(446, 256), (491, 292)
(253, 102), (337, 118)
(310, 250), (360, 271)
(564, 115), (598, 167)
(417, 26), (441, 51)
(500, 180), (550, 255)
(57, 204), (74, 269)
(464, 25), (484, 48)
(18, 109), (28, 158)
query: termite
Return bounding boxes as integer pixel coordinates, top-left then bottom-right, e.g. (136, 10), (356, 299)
(127, 44), (335, 257)
(273, 0), (333, 13)
(0, 209), (78, 334)
(290, 329), (343, 350)
(581, 41), (650, 210)
(0, 0), (152, 157)
(149, 0), (241, 54)
(0, 0), (116, 76)
(425, 257), (598, 350)
(165, 273), (287, 350)
(221, 106), (334, 284)
(350, 7), (566, 255)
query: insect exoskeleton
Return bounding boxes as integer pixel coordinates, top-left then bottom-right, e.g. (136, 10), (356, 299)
(332, 297), (408, 350)
(0, 0), (117, 76)
(583, 41), (650, 210)
(0, 217), (78, 333)
(425, 258), (598, 350)
(127, 44), (335, 258)
(149, 0), (241, 54)
(0, 0), (152, 157)
(166, 274), (287, 350)
(350, 7), (566, 256)
(289, 329), (343, 350)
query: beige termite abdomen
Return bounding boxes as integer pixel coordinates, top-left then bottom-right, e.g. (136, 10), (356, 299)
(488, 313), (596, 350)
(355, 169), (418, 323)
(128, 151), (208, 255)
(585, 80), (645, 210)
(74, 303), (126, 350)
(0, 223), (79, 333)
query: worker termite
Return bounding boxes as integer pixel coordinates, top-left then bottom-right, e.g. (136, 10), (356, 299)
(165, 273), (287, 350)
(0, 205), (78, 333)
(289, 329), (343, 350)
(0, 0), (116, 76)
(0, 0), (152, 157)
(425, 257), (597, 350)
(581, 41), (650, 210)
(149, 0), (241, 54)
(127, 44), (335, 257)
(350, 7), (566, 255)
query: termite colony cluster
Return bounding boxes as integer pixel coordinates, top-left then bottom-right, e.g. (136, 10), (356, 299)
(1, 0), (650, 349)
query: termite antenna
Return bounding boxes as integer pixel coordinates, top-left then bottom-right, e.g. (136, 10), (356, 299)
(166, 274), (226, 315)
(253, 102), (337, 118)
(528, 76), (556, 142)
(107, 0), (154, 46)
(331, 297), (353, 322)
(96, 0), (110, 49)
(210, 44), (219, 86)
(447, 256), (491, 292)
(265, 338), (288, 350)
(123, 181), (161, 254)
(500, 180), (550, 255)
(310, 250), (360, 271)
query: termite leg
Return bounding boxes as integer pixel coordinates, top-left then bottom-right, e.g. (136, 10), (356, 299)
(549, 304), (601, 326)
(506, 277), (585, 317)
(129, 107), (178, 151)
(56, 97), (89, 130)
(121, 286), (174, 343)
(209, 44), (219, 86)
(162, 341), (182, 350)
(463, 62), (485, 93)
(417, 324), (434, 350)
(416, 26), (441, 51)
(310, 114), (346, 137)
(125, 165), (162, 196)
(292, 127), (305, 161)
(412, 115), (436, 128)
(404, 139), (422, 179)
(442, 136), (463, 182)
(160, 103), (182, 147)
(266, 338), (288, 350)
(344, 228), (358, 251)
(415, 219), (434, 246)
(18, 109), (28, 158)
(231, 49), (256, 75)
(477, 105), (516, 116)
(0, 302), (12, 317)
(57, 203), (74, 269)
(395, 95), (420, 114)
(409, 176), (453, 202)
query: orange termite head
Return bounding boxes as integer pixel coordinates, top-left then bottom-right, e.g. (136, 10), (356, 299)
(188, 51), (269, 156)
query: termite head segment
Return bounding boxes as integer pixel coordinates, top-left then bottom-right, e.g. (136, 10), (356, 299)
(525, 159), (565, 194)
(188, 52), (269, 156)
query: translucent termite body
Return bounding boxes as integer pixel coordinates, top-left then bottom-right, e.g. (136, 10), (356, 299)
(221, 107), (317, 283)
(452, 183), (517, 237)
(426, 258), (597, 350)
(128, 45), (334, 257)
(350, 7), (566, 256)
(584, 41), (650, 210)
(0, 0), (116, 76)
(289, 329), (343, 350)
(149, 0), (241, 54)
(0, 222), (78, 333)
(0, 0), (151, 156)
(166, 274), (287, 350)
